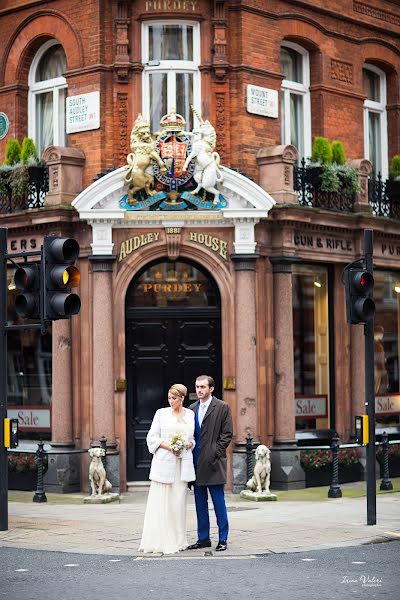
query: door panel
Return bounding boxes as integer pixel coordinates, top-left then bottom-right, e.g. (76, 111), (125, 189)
(126, 312), (221, 481)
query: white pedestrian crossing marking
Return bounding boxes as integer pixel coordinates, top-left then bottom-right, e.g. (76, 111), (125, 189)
(15, 569), (29, 572)
(64, 564), (79, 567)
(352, 561), (366, 564)
(109, 559), (122, 562)
(301, 558), (316, 561)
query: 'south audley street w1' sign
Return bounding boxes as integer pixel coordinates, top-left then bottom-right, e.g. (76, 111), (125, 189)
(120, 107), (228, 211)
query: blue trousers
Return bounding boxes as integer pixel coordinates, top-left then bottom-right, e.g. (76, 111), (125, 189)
(193, 484), (229, 542)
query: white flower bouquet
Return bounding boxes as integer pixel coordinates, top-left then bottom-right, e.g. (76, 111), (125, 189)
(169, 433), (187, 457)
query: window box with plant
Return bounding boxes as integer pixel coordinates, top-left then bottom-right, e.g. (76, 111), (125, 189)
(0, 137), (48, 213)
(385, 155), (400, 203)
(295, 137), (361, 211)
(300, 447), (363, 487)
(8, 453), (48, 491)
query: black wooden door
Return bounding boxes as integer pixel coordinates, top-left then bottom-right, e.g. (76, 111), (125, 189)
(126, 308), (221, 481)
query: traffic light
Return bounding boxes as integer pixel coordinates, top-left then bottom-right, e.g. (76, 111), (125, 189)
(342, 266), (375, 324)
(43, 236), (81, 320)
(14, 263), (41, 319)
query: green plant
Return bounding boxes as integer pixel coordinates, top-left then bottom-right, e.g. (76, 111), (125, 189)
(389, 155), (400, 180)
(338, 164), (362, 195)
(319, 164), (341, 192)
(8, 453), (37, 473)
(311, 136), (332, 165)
(9, 163), (30, 198)
(4, 138), (21, 165)
(0, 164), (12, 197)
(20, 137), (38, 165)
(331, 140), (346, 165)
(300, 447), (361, 471)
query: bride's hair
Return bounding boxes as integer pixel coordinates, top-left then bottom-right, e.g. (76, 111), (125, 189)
(169, 383), (187, 399)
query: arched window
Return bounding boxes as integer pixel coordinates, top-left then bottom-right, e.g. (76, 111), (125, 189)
(363, 64), (388, 178)
(280, 42), (311, 159)
(28, 41), (67, 156)
(142, 21), (201, 132)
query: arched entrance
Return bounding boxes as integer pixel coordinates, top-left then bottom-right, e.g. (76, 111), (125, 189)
(125, 258), (222, 481)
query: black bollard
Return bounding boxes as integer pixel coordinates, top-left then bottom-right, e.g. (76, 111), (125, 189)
(379, 432), (393, 491)
(328, 432), (342, 498)
(33, 441), (47, 503)
(245, 434), (254, 481)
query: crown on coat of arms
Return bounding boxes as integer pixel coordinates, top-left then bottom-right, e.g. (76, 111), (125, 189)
(160, 109), (186, 132)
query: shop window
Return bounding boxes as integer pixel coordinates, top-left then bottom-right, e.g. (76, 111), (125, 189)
(28, 40), (67, 157)
(363, 64), (388, 179)
(374, 271), (400, 428)
(6, 269), (52, 440)
(280, 42), (311, 159)
(292, 266), (329, 431)
(142, 22), (201, 132)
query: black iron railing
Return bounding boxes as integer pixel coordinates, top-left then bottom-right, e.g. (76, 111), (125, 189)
(294, 158), (355, 212)
(368, 172), (400, 219)
(0, 165), (49, 214)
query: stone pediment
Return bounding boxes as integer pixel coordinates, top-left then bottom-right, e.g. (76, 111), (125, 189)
(72, 166), (275, 223)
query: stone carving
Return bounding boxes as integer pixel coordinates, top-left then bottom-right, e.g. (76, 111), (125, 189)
(88, 447), (113, 496)
(118, 93), (128, 165)
(331, 59), (353, 84)
(183, 106), (224, 205)
(240, 444), (277, 501)
(353, 1), (400, 27)
(124, 114), (167, 200)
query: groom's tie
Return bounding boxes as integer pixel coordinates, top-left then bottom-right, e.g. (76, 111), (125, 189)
(198, 403), (207, 427)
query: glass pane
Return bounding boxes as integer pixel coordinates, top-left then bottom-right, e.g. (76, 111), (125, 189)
(36, 44), (67, 82)
(280, 47), (303, 83)
(290, 93), (303, 155)
(368, 111), (381, 174)
(36, 91), (54, 155)
(149, 73), (167, 133)
(374, 271), (400, 427)
(293, 266), (329, 431)
(149, 25), (193, 61)
(363, 69), (380, 102)
(126, 260), (220, 308)
(176, 73), (193, 129)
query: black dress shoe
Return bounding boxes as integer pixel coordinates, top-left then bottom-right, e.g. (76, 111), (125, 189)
(215, 541), (227, 552)
(187, 540), (212, 550)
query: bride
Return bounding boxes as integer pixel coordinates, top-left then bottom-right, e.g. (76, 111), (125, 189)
(139, 383), (195, 554)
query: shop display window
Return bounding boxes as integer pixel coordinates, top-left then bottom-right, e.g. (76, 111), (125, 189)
(374, 271), (400, 427)
(292, 265), (329, 431)
(142, 22), (201, 132)
(6, 269), (52, 440)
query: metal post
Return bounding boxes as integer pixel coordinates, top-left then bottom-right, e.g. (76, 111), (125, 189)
(245, 434), (254, 481)
(364, 229), (376, 525)
(328, 432), (342, 498)
(379, 432), (393, 491)
(0, 228), (8, 530)
(33, 441), (47, 503)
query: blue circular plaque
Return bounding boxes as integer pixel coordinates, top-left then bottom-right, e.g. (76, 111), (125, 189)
(0, 112), (9, 140)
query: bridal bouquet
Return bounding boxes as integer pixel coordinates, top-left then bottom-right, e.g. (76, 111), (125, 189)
(169, 433), (187, 457)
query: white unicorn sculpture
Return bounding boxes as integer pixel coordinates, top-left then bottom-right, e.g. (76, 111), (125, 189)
(183, 106), (223, 205)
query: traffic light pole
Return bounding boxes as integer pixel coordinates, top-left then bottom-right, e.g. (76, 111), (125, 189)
(364, 229), (376, 526)
(0, 228), (8, 531)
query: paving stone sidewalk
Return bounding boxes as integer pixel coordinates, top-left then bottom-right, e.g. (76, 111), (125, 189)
(1, 490), (399, 557)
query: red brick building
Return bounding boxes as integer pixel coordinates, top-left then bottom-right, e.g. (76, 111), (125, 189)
(0, 0), (399, 492)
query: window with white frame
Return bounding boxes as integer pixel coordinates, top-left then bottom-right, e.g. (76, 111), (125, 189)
(280, 42), (311, 159)
(363, 64), (388, 179)
(142, 22), (200, 132)
(28, 40), (67, 156)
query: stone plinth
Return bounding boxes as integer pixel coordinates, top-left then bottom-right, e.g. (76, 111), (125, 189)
(257, 144), (299, 203)
(83, 493), (120, 504)
(348, 158), (373, 213)
(43, 145), (86, 207)
(240, 490), (277, 501)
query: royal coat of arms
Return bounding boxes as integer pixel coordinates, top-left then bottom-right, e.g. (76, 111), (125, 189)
(120, 107), (227, 211)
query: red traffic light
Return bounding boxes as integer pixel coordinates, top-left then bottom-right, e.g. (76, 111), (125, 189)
(351, 270), (374, 294)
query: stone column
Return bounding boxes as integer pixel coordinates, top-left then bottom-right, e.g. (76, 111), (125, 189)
(257, 144), (299, 204)
(348, 159), (373, 213)
(46, 320), (80, 493)
(269, 257), (305, 489)
(231, 254), (258, 492)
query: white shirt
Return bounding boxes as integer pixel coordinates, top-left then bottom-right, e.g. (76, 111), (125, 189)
(198, 396), (212, 427)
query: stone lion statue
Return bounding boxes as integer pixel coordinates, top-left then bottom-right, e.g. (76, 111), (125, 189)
(124, 114), (166, 201)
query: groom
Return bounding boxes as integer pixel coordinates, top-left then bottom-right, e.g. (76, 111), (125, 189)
(188, 375), (233, 552)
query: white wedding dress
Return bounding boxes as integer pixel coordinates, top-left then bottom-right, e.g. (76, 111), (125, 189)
(139, 416), (190, 554)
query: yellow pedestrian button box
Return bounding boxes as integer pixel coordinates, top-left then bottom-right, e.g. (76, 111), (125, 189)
(4, 418), (19, 448)
(355, 415), (369, 445)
